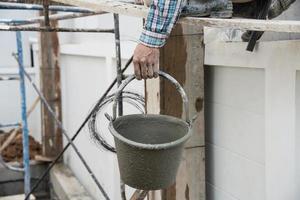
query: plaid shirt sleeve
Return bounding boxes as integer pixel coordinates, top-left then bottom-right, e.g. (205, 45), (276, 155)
(139, 0), (183, 48)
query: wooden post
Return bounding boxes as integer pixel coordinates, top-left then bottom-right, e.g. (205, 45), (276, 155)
(39, 8), (62, 157)
(146, 23), (206, 200)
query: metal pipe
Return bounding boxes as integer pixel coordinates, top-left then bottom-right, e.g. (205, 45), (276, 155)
(0, 2), (93, 13)
(43, 0), (50, 27)
(0, 11), (106, 25)
(114, 13), (123, 116)
(0, 123), (20, 128)
(15, 31), (31, 196)
(113, 13), (126, 200)
(24, 55), (133, 200)
(0, 25), (115, 33)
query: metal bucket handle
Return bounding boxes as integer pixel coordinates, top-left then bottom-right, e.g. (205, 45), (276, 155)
(112, 71), (190, 125)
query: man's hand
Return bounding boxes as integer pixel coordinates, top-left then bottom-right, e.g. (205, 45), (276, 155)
(133, 43), (159, 80)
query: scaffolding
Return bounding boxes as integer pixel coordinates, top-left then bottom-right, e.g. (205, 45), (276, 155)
(0, 1), (132, 200)
(0, 1), (300, 200)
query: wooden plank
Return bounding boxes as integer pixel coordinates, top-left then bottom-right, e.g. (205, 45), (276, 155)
(145, 23), (205, 200)
(0, 194), (35, 200)
(39, 13), (63, 157)
(52, 0), (300, 33)
(160, 24), (205, 148)
(205, 40), (300, 70)
(175, 147), (206, 200)
(50, 164), (93, 200)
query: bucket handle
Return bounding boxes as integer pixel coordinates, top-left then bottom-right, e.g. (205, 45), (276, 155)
(112, 71), (190, 125)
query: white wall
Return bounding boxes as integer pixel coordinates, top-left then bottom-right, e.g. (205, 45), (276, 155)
(296, 71), (300, 198)
(59, 40), (144, 199)
(0, 10), (41, 141)
(204, 40), (300, 200)
(205, 66), (265, 200)
(58, 14), (142, 45)
(0, 10), (38, 68)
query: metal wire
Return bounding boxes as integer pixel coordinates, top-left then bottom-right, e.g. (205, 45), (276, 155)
(88, 91), (144, 153)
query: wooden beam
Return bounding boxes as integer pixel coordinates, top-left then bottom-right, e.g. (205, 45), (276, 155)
(39, 9), (63, 157)
(146, 23), (206, 200)
(52, 0), (300, 33)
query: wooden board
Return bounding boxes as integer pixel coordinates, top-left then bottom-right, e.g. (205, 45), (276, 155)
(0, 194), (35, 200)
(52, 0), (300, 33)
(39, 17), (63, 157)
(146, 23), (206, 200)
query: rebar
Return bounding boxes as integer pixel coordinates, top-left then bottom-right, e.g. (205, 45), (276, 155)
(114, 14), (123, 116)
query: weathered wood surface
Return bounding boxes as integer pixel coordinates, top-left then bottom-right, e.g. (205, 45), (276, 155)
(52, 0), (300, 33)
(146, 24), (205, 200)
(39, 15), (63, 157)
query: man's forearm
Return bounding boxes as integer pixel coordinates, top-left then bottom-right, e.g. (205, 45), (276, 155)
(140, 0), (183, 47)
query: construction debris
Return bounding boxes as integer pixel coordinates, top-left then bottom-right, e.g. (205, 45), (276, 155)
(0, 130), (41, 163)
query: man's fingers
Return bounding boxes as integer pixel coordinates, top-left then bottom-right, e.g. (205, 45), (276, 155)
(153, 61), (159, 78)
(140, 58), (148, 79)
(147, 63), (154, 79)
(133, 44), (160, 80)
(133, 58), (142, 80)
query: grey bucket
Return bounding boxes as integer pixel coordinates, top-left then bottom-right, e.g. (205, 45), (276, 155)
(109, 71), (192, 190)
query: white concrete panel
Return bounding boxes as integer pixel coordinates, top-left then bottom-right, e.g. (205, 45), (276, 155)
(205, 102), (265, 164)
(265, 60), (296, 200)
(206, 183), (238, 200)
(206, 143), (265, 200)
(204, 66), (265, 115)
(295, 71), (300, 198)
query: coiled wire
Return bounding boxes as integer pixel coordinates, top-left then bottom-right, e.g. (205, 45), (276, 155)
(88, 90), (145, 153)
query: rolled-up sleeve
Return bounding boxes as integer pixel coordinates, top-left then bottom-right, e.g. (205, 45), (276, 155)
(139, 0), (183, 48)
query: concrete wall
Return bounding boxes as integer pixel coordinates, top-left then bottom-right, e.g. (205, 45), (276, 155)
(204, 39), (300, 200)
(296, 71), (300, 198)
(204, 2), (300, 199)
(205, 67), (265, 200)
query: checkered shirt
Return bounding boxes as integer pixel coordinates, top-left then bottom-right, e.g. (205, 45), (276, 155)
(139, 0), (183, 48)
